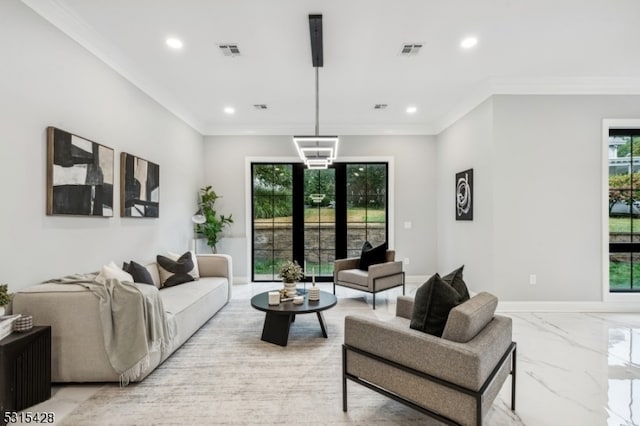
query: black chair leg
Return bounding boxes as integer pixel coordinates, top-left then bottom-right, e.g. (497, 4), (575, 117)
(372, 293), (376, 310)
(342, 346), (348, 411)
(511, 345), (517, 411)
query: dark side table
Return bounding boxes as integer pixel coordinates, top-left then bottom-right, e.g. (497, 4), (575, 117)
(0, 326), (51, 425)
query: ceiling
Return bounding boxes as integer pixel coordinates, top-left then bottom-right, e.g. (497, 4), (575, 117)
(22, 0), (640, 135)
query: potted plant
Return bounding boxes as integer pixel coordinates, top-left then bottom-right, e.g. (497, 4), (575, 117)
(278, 260), (304, 297)
(0, 284), (12, 316)
(195, 186), (233, 253)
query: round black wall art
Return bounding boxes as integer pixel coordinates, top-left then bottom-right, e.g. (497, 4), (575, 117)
(455, 169), (473, 221)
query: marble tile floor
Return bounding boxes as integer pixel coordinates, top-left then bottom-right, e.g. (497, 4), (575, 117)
(12, 281), (640, 425)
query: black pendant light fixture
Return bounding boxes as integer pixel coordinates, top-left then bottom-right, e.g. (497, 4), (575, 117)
(293, 14), (339, 170)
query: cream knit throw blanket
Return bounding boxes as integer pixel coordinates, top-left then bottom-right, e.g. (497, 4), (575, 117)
(45, 273), (177, 386)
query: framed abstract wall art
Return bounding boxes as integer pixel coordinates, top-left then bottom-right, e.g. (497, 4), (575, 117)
(455, 168), (473, 221)
(120, 152), (160, 218)
(46, 127), (114, 216)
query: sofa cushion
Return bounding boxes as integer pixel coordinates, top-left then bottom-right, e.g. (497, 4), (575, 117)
(441, 265), (470, 302)
(157, 253), (195, 288)
(97, 261), (133, 284)
(145, 263), (161, 288)
(160, 277), (228, 315)
(442, 292), (498, 343)
(337, 268), (369, 287)
(410, 273), (462, 337)
(359, 241), (388, 271)
(168, 250), (200, 280)
(123, 261), (155, 285)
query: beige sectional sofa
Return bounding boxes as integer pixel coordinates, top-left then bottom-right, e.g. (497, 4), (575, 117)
(12, 254), (232, 383)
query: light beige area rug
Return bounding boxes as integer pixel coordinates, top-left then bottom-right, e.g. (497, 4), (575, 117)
(60, 297), (514, 425)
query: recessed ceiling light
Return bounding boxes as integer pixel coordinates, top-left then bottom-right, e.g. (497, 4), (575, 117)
(224, 107), (235, 114)
(460, 36), (478, 49)
(406, 106), (417, 114)
(166, 37), (183, 49)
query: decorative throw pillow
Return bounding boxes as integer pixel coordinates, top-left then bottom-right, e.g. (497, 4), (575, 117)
(409, 273), (464, 337)
(157, 252), (195, 288)
(361, 240), (373, 253)
(442, 265), (470, 302)
(123, 260), (155, 285)
(97, 261), (134, 284)
(359, 241), (388, 271)
(168, 250), (200, 280)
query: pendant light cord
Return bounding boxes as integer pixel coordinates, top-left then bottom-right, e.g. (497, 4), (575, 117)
(315, 66), (319, 137)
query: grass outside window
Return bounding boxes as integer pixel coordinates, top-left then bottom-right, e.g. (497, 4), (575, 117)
(610, 261), (640, 290)
(610, 217), (640, 233)
(255, 208), (385, 224)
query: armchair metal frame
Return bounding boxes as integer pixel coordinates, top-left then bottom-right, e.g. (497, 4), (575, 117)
(342, 341), (517, 425)
(333, 272), (405, 309)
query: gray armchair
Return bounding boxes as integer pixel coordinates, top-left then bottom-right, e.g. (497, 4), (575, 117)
(343, 292), (516, 426)
(333, 249), (404, 309)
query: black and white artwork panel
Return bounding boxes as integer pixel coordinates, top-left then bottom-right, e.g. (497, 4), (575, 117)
(47, 127), (114, 216)
(120, 152), (160, 218)
(455, 168), (473, 221)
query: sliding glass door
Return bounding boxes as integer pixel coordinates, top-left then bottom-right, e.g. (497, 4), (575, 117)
(346, 164), (387, 258)
(304, 167), (336, 278)
(251, 162), (388, 282)
(252, 164), (293, 281)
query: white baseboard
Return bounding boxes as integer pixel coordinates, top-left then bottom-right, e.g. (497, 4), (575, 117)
(497, 300), (640, 313)
(405, 275), (429, 285)
(232, 276), (640, 311)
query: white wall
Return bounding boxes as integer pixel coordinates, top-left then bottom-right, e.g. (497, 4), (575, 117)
(436, 98), (495, 293)
(437, 94), (640, 301)
(0, 0), (204, 291)
(492, 95), (640, 301)
(203, 135), (437, 281)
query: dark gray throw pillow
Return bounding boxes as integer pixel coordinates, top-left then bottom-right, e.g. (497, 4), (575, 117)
(123, 261), (155, 286)
(358, 241), (388, 271)
(410, 273), (464, 337)
(442, 265), (470, 302)
(157, 252), (195, 288)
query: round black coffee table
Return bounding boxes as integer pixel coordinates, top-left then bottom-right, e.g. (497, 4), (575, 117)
(250, 289), (337, 346)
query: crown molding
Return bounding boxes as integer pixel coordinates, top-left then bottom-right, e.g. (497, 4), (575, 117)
(490, 76), (640, 95)
(433, 77), (640, 134)
(201, 123), (436, 136)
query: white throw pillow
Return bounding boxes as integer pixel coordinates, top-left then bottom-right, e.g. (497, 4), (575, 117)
(168, 250), (200, 280)
(96, 261), (134, 284)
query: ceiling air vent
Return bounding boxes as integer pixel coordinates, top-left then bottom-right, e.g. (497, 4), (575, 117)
(374, 104), (388, 110)
(400, 43), (423, 56)
(218, 43), (241, 57)
(253, 104), (268, 110)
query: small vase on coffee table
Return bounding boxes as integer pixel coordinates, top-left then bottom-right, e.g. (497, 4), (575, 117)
(283, 282), (297, 297)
